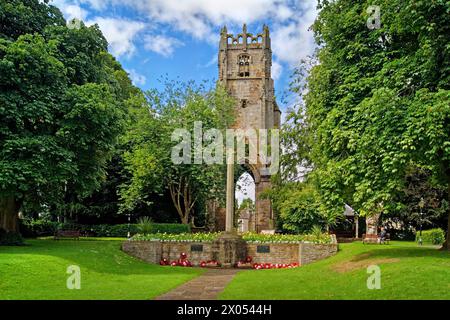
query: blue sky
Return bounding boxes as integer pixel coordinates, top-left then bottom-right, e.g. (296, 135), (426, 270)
(51, 0), (319, 204)
(51, 0), (319, 113)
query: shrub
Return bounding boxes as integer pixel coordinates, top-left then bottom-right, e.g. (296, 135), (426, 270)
(110, 224), (138, 237)
(0, 228), (24, 246)
(137, 217), (153, 235)
(19, 219), (189, 238)
(131, 231), (332, 244)
(150, 223), (190, 234)
(82, 224), (138, 237)
(276, 184), (324, 234)
(416, 228), (445, 245)
(242, 232), (331, 244)
(20, 219), (59, 237)
(132, 232), (219, 242)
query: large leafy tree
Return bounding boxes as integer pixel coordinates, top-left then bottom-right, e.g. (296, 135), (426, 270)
(0, 0), (134, 233)
(121, 80), (235, 224)
(289, 1), (449, 246)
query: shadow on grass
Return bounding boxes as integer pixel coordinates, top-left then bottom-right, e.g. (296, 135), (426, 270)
(345, 243), (449, 262)
(0, 239), (203, 277)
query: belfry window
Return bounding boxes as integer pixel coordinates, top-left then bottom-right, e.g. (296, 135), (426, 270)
(238, 54), (250, 77)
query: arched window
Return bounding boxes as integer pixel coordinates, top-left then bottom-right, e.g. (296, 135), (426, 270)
(238, 54), (250, 77)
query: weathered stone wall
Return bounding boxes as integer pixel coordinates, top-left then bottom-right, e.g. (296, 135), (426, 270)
(121, 240), (161, 264)
(122, 240), (338, 266)
(299, 243), (338, 265)
(246, 243), (299, 264)
(161, 242), (213, 263)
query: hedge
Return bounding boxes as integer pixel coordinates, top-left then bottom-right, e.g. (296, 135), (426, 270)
(415, 228), (445, 245)
(19, 219), (190, 238)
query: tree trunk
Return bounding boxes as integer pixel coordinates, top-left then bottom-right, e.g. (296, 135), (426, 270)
(0, 196), (20, 233)
(168, 178), (192, 225)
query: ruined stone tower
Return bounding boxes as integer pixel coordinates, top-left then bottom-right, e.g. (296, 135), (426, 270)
(218, 24), (281, 232)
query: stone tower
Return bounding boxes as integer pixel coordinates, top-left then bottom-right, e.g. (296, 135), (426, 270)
(218, 24), (281, 232)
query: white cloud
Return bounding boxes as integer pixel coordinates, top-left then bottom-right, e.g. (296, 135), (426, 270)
(127, 69), (146, 86)
(80, 0), (108, 11)
(143, 34), (184, 57)
(271, 60), (283, 80)
(271, 0), (317, 66)
(51, 0), (88, 20)
(85, 0), (296, 43)
(235, 172), (255, 206)
(123, 0), (317, 64)
(87, 17), (145, 57)
(52, 0), (319, 65)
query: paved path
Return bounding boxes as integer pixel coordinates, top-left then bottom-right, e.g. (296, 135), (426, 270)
(155, 269), (239, 300)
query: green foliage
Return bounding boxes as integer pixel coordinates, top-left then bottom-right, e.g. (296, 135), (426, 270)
(82, 224), (138, 237)
(132, 232), (219, 242)
(0, 0), (140, 232)
(0, 0), (65, 40)
(265, 180), (343, 233)
(310, 225), (324, 239)
(120, 80), (235, 224)
(238, 198), (255, 211)
(19, 219), (188, 237)
(285, 0), (449, 245)
(416, 228), (445, 245)
(136, 216), (153, 235)
(278, 184), (323, 233)
(241, 231), (331, 244)
(19, 219), (59, 237)
(131, 231), (332, 244)
(149, 223), (191, 234)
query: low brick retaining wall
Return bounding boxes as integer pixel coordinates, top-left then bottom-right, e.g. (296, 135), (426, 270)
(122, 239), (338, 266)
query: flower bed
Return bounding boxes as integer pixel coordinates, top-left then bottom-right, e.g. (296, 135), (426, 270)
(131, 231), (332, 244)
(131, 232), (220, 242)
(241, 232), (331, 244)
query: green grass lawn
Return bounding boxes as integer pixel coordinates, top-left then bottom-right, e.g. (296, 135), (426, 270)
(0, 238), (204, 300)
(1, 239), (449, 300)
(220, 241), (450, 300)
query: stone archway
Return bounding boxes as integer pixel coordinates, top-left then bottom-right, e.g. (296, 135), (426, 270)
(234, 163), (273, 233)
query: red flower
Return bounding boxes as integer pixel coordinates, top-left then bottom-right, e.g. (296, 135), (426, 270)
(160, 259), (169, 266)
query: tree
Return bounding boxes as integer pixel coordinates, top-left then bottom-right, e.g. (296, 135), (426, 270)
(120, 80), (235, 224)
(239, 198), (255, 211)
(288, 0), (449, 247)
(0, 0), (134, 234)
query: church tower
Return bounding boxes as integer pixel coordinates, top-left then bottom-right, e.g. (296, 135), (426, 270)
(218, 24), (281, 232)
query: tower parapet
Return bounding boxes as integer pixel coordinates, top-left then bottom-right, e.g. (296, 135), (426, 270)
(219, 24), (270, 50)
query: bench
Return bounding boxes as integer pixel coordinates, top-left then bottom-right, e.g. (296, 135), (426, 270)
(54, 230), (80, 240)
(362, 233), (390, 244)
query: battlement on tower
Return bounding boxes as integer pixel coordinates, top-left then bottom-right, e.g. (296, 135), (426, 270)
(219, 24), (271, 49)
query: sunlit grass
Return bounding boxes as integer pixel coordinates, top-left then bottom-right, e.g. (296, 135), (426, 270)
(221, 241), (450, 300)
(0, 239), (203, 300)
